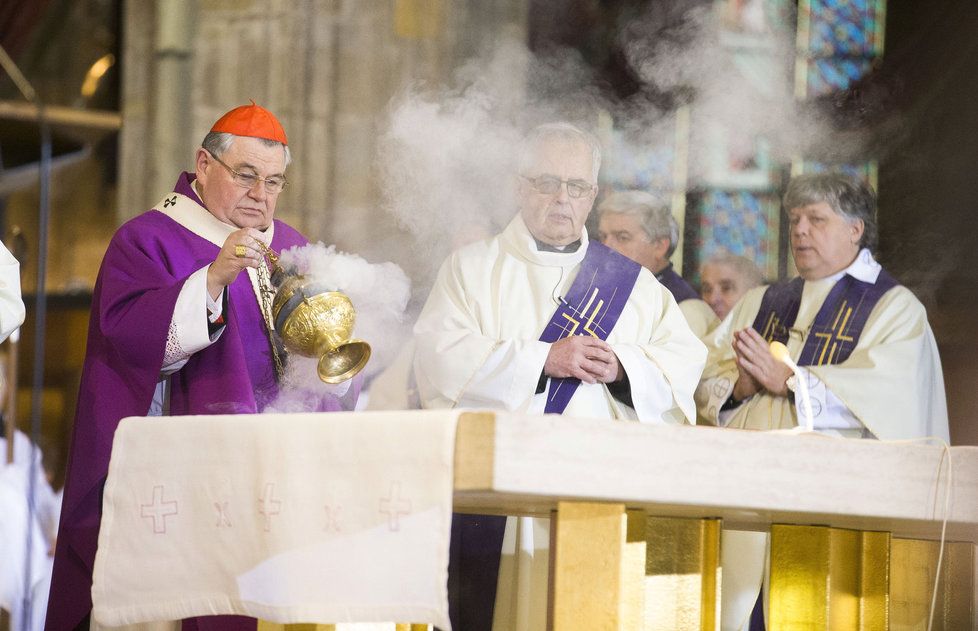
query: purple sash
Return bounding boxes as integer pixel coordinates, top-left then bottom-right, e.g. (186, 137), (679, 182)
(539, 241), (642, 413)
(751, 270), (898, 366)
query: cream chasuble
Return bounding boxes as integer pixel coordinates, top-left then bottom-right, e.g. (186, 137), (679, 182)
(695, 249), (949, 631)
(695, 248), (949, 442)
(679, 297), (720, 340)
(413, 214), (706, 631)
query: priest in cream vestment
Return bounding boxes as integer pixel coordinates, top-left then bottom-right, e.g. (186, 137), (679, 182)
(696, 172), (950, 631)
(414, 123), (706, 631)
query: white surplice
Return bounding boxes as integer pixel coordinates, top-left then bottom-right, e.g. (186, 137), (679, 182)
(413, 214), (706, 631)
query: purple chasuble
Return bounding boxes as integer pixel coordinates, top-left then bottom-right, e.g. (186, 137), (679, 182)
(538, 241), (642, 413)
(655, 264), (700, 303)
(46, 173), (358, 631)
(750, 270), (899, 367)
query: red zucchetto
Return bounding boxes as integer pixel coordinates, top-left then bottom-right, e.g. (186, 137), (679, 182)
(210, 100), (288, 145)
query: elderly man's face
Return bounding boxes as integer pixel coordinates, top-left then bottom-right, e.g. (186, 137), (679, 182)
(701, 262), (749, 320)
(194, 136), (287, 230)
(597, 212), (669, 273)
(518, 139), (597, 247)
(789, 201), (863, 280)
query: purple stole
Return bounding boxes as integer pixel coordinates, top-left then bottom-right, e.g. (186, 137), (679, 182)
(751, 270), (898, 366)
(538, 241), (642, 413)
(656, 264), (700, 303)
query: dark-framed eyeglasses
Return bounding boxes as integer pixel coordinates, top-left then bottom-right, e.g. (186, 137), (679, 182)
(520, 174), (594, 199)
(207, 150), (288, 194)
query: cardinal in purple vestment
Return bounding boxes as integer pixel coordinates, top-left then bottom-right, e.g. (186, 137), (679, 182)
(46, 103), (361, 631)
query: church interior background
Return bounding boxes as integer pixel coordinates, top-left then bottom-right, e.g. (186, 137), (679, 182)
(0, 0), (976, 499)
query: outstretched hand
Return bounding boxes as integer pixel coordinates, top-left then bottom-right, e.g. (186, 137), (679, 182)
(732, 327), (793, 398)
(207, 228), (264, 299)
(545, 335), (623, 385)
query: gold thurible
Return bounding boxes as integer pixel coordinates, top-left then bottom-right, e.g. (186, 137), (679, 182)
(256, 241), (371, 384)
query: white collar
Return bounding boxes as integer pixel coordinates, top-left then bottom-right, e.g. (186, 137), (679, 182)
(501, 214), (589, 268)
(821, 248), (881, 284)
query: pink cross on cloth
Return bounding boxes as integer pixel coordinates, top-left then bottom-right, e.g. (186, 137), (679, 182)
(92, 410), (459, 629)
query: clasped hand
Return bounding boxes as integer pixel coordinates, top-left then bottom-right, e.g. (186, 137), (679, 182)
(731, 327), (793, 399)
(544, 335), (623, 385)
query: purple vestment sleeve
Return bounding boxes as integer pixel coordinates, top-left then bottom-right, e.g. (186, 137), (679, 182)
(45, 174), (349, 631)
(655, 264), (700, 303)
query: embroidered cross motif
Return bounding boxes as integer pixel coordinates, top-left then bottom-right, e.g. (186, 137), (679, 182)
(214, 501), (232, 528)
(323, 504), (343, 533)
(379, 482), (412, 532)
(163, 196), (177, 208)
(258, 483), (282, 532)
(141, 485), (178, 534)
(556, 287), (610, 339)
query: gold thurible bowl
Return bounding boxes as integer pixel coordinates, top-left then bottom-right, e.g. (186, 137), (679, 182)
(270, 274), (372, 384)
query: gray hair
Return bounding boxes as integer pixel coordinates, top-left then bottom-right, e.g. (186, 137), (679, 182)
(201, 131), (292, 167)
(701, 251), (764, 287)
(597, 190), (679, 257)
(783, 172), (877, 251)
(518, 122), (602, 182)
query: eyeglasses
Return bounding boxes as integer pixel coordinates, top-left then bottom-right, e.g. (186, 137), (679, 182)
(520, 174), (594, 199)
(208, 151), (288, 194)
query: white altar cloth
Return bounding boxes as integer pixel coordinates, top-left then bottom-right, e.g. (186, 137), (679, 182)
(92, 410), (457, 629)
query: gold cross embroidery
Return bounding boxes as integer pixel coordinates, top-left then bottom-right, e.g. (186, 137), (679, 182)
(558, 288), (605, 340)
(812, 300), (855, 365)
(761, 311), (784, 342)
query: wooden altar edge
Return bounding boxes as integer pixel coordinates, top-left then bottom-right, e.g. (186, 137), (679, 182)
(452, 411), (978, 543)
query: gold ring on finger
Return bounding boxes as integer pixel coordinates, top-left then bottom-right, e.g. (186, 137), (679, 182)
(234, 244), (247, 258)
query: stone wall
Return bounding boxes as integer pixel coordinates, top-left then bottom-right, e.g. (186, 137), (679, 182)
(120, 0), (528, 262)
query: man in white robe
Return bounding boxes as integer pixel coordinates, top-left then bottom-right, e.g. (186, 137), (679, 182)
(696, 172), (950, 631)
(597, 189), (719, 337)
(414, 122), (706, 631)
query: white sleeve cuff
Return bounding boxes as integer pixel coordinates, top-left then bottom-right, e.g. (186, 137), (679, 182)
(206, 281), (224, 320)
(612, 344), (676, 423)
(162, 266), (225, 373)
(793, 367), (863, 432)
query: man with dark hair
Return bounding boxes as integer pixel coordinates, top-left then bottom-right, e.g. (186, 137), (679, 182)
(696, 172), (948, 630)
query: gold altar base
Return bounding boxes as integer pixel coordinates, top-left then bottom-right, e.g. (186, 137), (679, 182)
(644, 516), (720, 631)
(768, 525), (976, 631)
(769, 524), (890, 630)
(550, 501), (646, 631)
(890, 538), (975, 631)
(549, 503), (720, 631)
